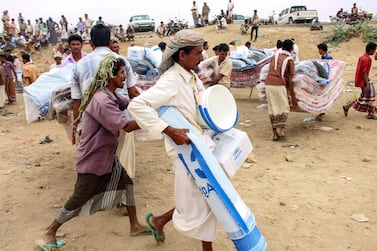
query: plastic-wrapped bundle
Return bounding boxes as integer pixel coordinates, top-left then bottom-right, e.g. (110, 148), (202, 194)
(145, 45), (163, 68)
(247, 49), (269, 63)
(126, 57), (155, 75)
(293, 60), (345, 113)
(230, 55), (272, 88)
(255, 82), (266, 101)
(197, 57), (216, 85)
(257, 60), (345, 114)
(127, 46), (149, 61)
(135, 74), (158, 91)
(157, 106), (267, 251)
(259, 64), (269, 82)
(145, 68), (158, 78)
(48, 84), (72, 122)
(14, 70), (23, 93)
(295, 76), (344, 114)
(23, 64), (75, 123)
(230, 58), (257, 72)
(294, 60), (330, 85)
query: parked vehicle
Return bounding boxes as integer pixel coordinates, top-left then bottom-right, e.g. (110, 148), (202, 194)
(232, 14), (250, 24)
(260, 11), (277, 25)
(277, 6), (318, 24)
(129, 14), (155, 32)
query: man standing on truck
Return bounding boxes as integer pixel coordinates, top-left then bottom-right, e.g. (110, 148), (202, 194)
(227, 0), (234, 23)
(350, 3), (358, 20)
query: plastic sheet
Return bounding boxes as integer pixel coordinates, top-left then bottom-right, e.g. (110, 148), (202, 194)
(23, 64), (75, 123)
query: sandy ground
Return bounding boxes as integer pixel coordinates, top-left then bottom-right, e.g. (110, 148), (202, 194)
(0, 23), (377, 251)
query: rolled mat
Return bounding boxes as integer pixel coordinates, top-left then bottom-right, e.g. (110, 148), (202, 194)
(157, 106), (267, 251)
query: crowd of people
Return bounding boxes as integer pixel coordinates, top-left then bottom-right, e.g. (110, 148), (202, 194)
(189, 0), (237, 29)
(1, 10), (104, 53)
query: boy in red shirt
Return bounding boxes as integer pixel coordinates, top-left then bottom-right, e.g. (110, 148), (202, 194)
(343, 42), (377, 119)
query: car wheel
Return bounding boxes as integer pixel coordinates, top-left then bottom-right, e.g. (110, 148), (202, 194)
(289, 18), (294, 24)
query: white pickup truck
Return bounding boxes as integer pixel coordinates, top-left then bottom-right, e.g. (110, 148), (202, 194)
(277, 5), (318, 24)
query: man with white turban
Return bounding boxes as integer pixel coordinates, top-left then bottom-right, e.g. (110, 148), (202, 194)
(128, 30), (215, 251)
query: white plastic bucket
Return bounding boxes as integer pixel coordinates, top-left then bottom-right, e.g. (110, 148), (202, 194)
(199, 85), (238, 132)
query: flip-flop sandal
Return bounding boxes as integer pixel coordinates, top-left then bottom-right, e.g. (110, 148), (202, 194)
(131, 226), (152, 237)
(35, 239), (65, 251)
(145, 213), (165, 244)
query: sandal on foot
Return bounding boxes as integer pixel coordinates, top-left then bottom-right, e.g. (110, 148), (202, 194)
(145, 213), (165, 244)
(272, 135), (280, 141)
(342, 106), (348, 117)
(131, 226), (152, 237)
(35, 239), (65, 251)
(367, 114), (377, 120)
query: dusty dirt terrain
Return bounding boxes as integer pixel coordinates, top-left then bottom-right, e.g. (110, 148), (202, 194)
(0, 23), (377, 251)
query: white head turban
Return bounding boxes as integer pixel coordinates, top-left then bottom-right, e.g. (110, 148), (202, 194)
(158, 29), (204, 76)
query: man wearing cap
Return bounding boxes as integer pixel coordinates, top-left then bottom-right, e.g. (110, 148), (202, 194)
(128, 30), (216, 251)
(50, 52), (63, 70)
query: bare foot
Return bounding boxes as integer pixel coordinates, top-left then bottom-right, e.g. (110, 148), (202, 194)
(272, 134), (279, 141)
(43, 233), (58, 251)
(130, 224), (152, 237)
(151, 216), (165, 240)
(147, 214), (165, 242)
(120, 206), (128, 216)
(41, 219), (63, 250)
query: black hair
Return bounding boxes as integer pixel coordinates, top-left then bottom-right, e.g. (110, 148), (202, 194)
(90, 24), (111, 47)
(282, 39), (294, 52)
(68, 34), (83, 44)
(366, 42), (377, 53)
(276, 40), (283, 49)
(245, 41), (251, 47)
(212, 45), (219, 51)
(172, 46), (195, 62)
(22, 53), (31, 62)
(158, 41), (167, 51)
(217, 43), (229, 52)
(203, 41), (208, 47)
(112, 57), (126, 77)
(317, 43), (328, 52)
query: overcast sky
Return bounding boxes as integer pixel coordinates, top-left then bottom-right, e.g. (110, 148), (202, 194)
(1, 0), (376, 33)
